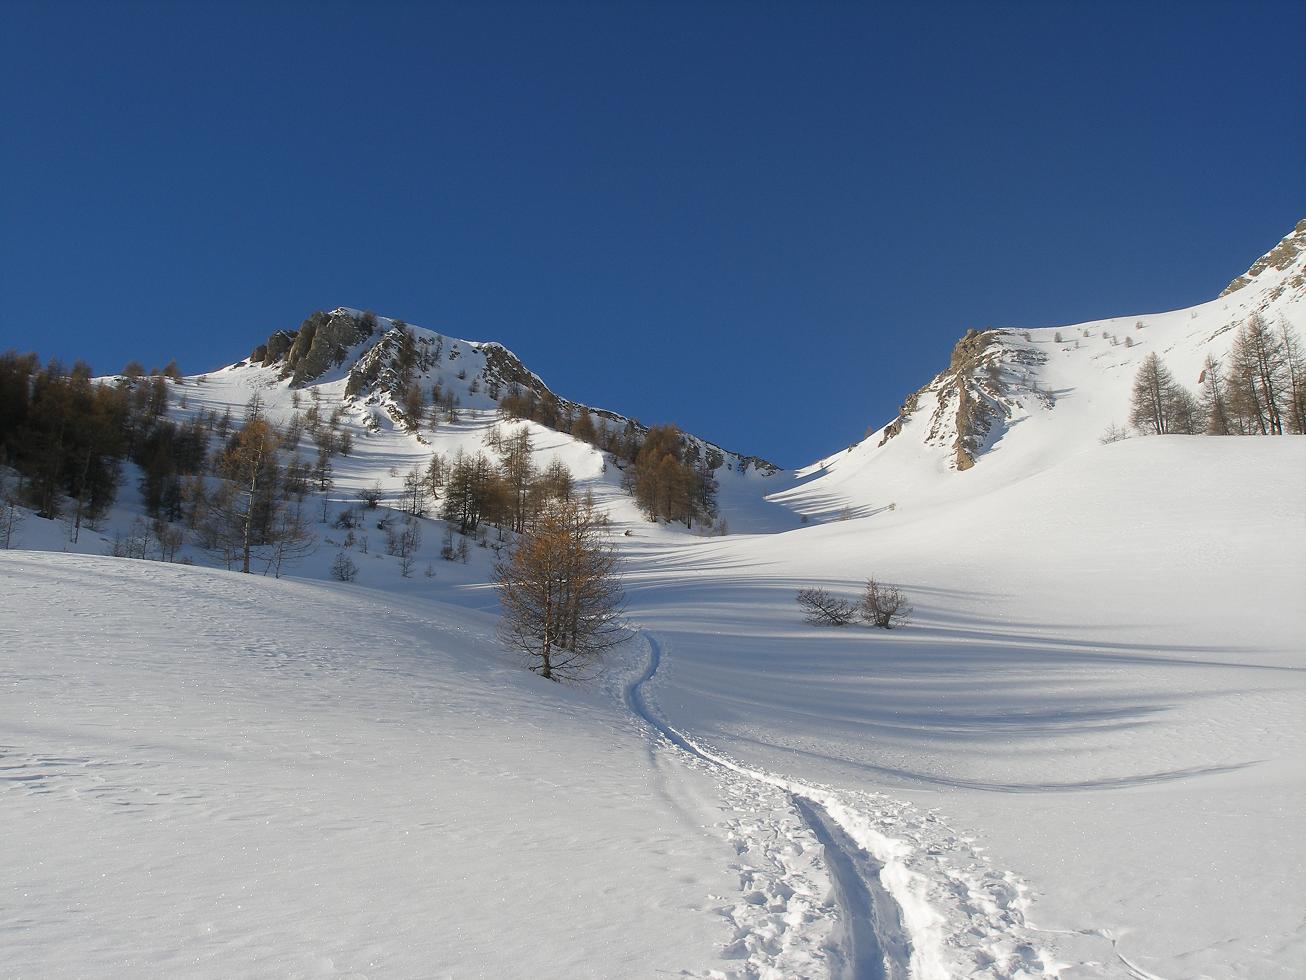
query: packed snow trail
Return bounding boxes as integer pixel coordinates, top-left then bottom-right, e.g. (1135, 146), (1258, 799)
(625, 631), (913, 980)
(793, 796), (911, 980)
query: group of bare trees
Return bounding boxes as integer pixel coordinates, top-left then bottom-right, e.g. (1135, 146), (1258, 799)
(1128, 316), (1306, 437)
(796, 579), (912, 629)
(0, 348), (343, 574)
(180, 409), (318, 576)
(497, 388), (640, 456)
(436, 428), (575, 535)
(627, 424), (718, 528)
(496, 380), (730, 532)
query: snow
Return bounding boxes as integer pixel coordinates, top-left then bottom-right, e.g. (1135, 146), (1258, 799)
(0, 555), (779, 978)
(626, 436), (1306, 978)
(4, 227), (1305, 977)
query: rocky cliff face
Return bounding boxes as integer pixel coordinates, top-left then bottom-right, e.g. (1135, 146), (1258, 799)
(877, 328), (1050, 471)
(1219, 218), (1306, 304)
(248, 309), (376, 385)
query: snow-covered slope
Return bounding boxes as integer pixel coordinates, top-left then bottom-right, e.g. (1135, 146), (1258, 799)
(629, 435), (1306, 978)
(774, 220), (1306, 522)
(0, 554), (857, 979)
(154, 306), (793, 541)
(4, 221), (1304, 979)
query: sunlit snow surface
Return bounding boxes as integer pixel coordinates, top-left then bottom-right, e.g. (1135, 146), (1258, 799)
(0, 556), (782, 978)
(4, 240), (1306, 977)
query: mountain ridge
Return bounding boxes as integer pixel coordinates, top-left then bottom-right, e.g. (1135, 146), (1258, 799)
(234, 308), (782, 479)
(226, 218), (1306, 487)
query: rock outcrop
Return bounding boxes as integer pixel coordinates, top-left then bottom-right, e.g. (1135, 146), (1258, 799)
(877, 328), (1050, 471)
(1219, 218), (1306, 304)
(252, 310), (375, 386)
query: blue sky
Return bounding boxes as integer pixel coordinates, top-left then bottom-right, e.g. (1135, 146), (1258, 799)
(2, 1), (1302, 466)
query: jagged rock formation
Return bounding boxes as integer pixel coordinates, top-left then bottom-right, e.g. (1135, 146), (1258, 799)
(246, 309), (778, 476)
(877, 328), (1050, 471)
(1219, 218), (1306, 304)
(247, 310), (376, 386)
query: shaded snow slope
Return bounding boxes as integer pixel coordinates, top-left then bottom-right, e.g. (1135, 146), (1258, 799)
(625, 437), (1306, 978)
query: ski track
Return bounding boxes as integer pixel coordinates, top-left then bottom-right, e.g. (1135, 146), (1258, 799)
(622, 630), (1087, 980)
(792, 795), (908, 980)
(626, 631), (910, 980)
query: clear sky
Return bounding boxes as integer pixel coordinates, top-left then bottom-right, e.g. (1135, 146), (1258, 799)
(2, 1), (1302, 466)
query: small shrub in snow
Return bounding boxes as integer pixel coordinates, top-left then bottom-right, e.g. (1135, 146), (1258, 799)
(331, 552), (359, 582)
(796, 588), (858, 626)
(1099, 423), (1129, 444)
(861, 578), (912, 629)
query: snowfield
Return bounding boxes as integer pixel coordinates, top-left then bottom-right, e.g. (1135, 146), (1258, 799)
(3, 224), (1305, 977)
(626, 436), (1306, 979)
(0, 555), (816, 979)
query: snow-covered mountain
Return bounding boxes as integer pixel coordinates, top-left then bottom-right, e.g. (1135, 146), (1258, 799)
(773, 218), (1306, 521)
(3, 220), (1304, 980)
(239, 306), (779, 477)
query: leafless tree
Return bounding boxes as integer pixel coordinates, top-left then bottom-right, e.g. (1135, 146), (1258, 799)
(1198, 354), (1233, 435)
(796, 587), (858, 626)
(154, 520), (184, 562)
(1279, 320), (1306, 434)
(494, 498), (625, 681)
(1099, 422), (1129, 444)
(330, 551), (358, 582)
(401, 466), (429, 516)
(1, 482), (25, 549)
(262, 504), (317, 578)
(1228, 314), (1288, 434)
(861, 578), (912, 629)
(1129, 352), (1201, 435)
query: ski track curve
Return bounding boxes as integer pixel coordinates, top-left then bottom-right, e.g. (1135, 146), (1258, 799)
(621, 630), (1100, 980)
(625, 630), (911, 980)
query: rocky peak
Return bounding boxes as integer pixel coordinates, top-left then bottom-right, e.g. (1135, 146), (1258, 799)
(243, 310), (779, 475)
(248, 309), (376, 385)
(878, 328), (1050, 471)
(1219, 218), (1306, 301)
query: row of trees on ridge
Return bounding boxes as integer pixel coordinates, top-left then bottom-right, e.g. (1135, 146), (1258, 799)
(1127, 316), (1306, 437)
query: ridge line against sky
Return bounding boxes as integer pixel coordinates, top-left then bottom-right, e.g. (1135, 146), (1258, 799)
(1, 1), (1303, 466)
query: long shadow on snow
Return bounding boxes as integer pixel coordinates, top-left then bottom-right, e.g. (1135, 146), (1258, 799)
(619, 576), (1284, 786)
